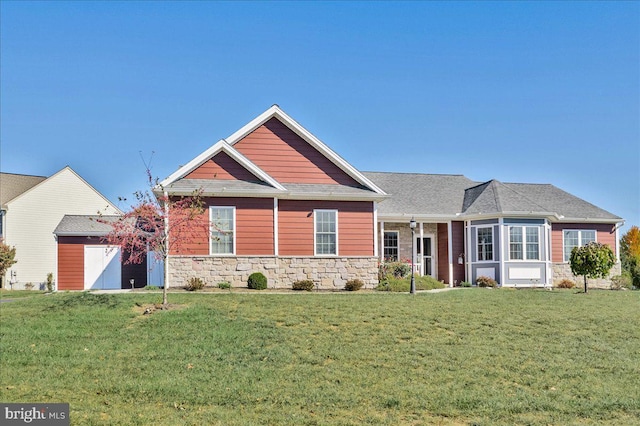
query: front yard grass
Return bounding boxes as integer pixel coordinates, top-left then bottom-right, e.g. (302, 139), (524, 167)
(1, 289), (638, 425)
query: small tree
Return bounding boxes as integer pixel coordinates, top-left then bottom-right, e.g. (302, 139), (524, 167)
(620, 226), (640, 288)
(569, 242), (616, 293)
(101, 164), (209, 305)
(0, 243), (17, 288)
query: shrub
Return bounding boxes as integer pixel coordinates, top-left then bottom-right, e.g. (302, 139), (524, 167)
(46, 273), (54, 292)
(292, 280), (315, 291)
(376, 275), (446, 292)
(344, 279), (364, 291)
(379, 261), (411, 281)
(218, 281), (231, 289)
(476, 276), (497, 288)
(461, 281), (472, 287)
(248, 272), (267, 290)
(555, 279), (576, 289)
(610, 274), (632, 290)
(185, 277), (206, 291)
(24, 282), (34, 290)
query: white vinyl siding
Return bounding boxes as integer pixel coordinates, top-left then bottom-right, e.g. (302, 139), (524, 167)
(314, 210), (337, 256)
(563, 229), (596, 262)
(210, 206), (235, 255)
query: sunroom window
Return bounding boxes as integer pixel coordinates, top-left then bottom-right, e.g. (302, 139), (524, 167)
(383, 231), (399, 261)
(509, 226), (540, 260)
(477, 227), (493, 261)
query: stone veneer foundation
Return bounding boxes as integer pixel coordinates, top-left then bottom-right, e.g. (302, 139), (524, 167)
(552, 262), (621, 289)
(168, 256), (379, 290)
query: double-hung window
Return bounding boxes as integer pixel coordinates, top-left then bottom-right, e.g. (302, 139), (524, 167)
(383, 231), (399, 261)
(477, 227), (493, 261)
(210, 206), (235, 254)
(563, 230), (596, 262)
(509, 226), (540, 260)
(315, 210), (337, 255)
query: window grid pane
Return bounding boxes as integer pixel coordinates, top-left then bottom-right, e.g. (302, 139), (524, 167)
(477, 228), (493, 261)
(510, 227), (523, 260)
(315, 211), (337, 255)
(525, 227), (539, 260)
(211, 207), (234, 254)
(564, 230), (580, 262)
(383, 232), (399, 261)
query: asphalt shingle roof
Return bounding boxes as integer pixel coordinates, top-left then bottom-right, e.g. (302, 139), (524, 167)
(54, 215), (122, 236)
(0, 172), (47, 207)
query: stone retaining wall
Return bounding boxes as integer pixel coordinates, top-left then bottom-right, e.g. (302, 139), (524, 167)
(168, 256), (379, 290)
(552, 262), (621, 289)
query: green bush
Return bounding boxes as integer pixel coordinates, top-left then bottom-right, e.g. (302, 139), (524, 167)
(476, 276), (497, 288)
(555, 279), (576, 289)
(292, 280), (315, 291)
(376, 275), (445, 292)
(185, 277), (206, 291)
(46, 273), (54, 292)
(344, 279), (364, 291)
(379, 261), (411, 281)
(460, 281), (472, 287)
(610, 274), (632, 290)
(218, 281), (231, 289)
(248, 272), (267, 290)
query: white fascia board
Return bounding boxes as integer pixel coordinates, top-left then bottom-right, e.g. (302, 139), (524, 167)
(7, 166), (122, 214)
(225, 105), (387, 196)
(157, 140), (286, 192)
(278, 192), (387, 202)
(377, 213), (460, 223)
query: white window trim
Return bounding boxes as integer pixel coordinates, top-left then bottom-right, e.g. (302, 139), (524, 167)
(562, 229), (597, 263)
(476, 226), (494, 262)
(508, 226), (541, 262)
(314, 209), (338, 256)
(383, 230), (399, 262)
(209, 206), (236, 256)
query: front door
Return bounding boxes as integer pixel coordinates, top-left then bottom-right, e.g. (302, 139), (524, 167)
(416, 237), (435, 277)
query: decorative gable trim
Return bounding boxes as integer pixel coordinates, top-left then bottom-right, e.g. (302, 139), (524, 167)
(161, 105), (386, 196)
(159, 140), (286, 191)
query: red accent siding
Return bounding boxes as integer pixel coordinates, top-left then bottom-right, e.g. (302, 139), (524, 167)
(436, 221), (465, 285)
(172, 197), (275, 256)
(57, 236), (89, 290)
(278, 200), (374, 256)
(234, 117), (361, 186)
(185, 151), (259, 181)
(437, 223), (449, 283)
(57, 236), (147, 290)
(451, 221), (465, 285)
(551, 223), (617, 263)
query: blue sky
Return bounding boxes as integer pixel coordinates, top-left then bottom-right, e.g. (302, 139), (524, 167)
(2, 2), (638, 232)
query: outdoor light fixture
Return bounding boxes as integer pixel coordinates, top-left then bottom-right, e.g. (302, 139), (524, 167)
(409, 218), (417, 295)
(458, 253), (464, 265)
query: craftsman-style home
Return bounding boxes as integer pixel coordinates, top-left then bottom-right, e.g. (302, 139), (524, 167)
(158, 105), (622, 289)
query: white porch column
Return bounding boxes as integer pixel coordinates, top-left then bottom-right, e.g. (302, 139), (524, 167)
(373, 202), (378, 258)
(274, 198), (279, 256)
(447, 221), (454, 287)
(379, 221), (385, 262)
(419, 222), (424, 275)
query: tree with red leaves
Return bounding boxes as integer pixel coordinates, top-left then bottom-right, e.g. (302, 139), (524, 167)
(100, 164), (209, 305)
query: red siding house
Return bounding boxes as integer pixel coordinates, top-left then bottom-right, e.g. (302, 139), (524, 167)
(158, 106), (623, 290)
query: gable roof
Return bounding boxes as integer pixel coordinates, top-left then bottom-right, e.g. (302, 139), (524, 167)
(53, 215), (122, 236)
(159, 105), (386, 198)
(3, 166), (122, 214)
(0, 172), (47, 208)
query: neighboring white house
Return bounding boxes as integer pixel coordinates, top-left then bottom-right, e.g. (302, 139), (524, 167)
(0, 166), (120, 289)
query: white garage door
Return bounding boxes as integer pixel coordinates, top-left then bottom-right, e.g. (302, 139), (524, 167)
(84, 246), (121, 290)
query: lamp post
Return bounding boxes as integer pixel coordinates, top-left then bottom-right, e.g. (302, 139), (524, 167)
(410, 218), (416, 295)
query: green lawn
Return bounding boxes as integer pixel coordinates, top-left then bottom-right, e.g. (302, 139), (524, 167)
(1, 289), (638, 425)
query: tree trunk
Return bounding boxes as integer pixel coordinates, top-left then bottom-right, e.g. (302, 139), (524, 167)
(584, 275), (588, 293)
